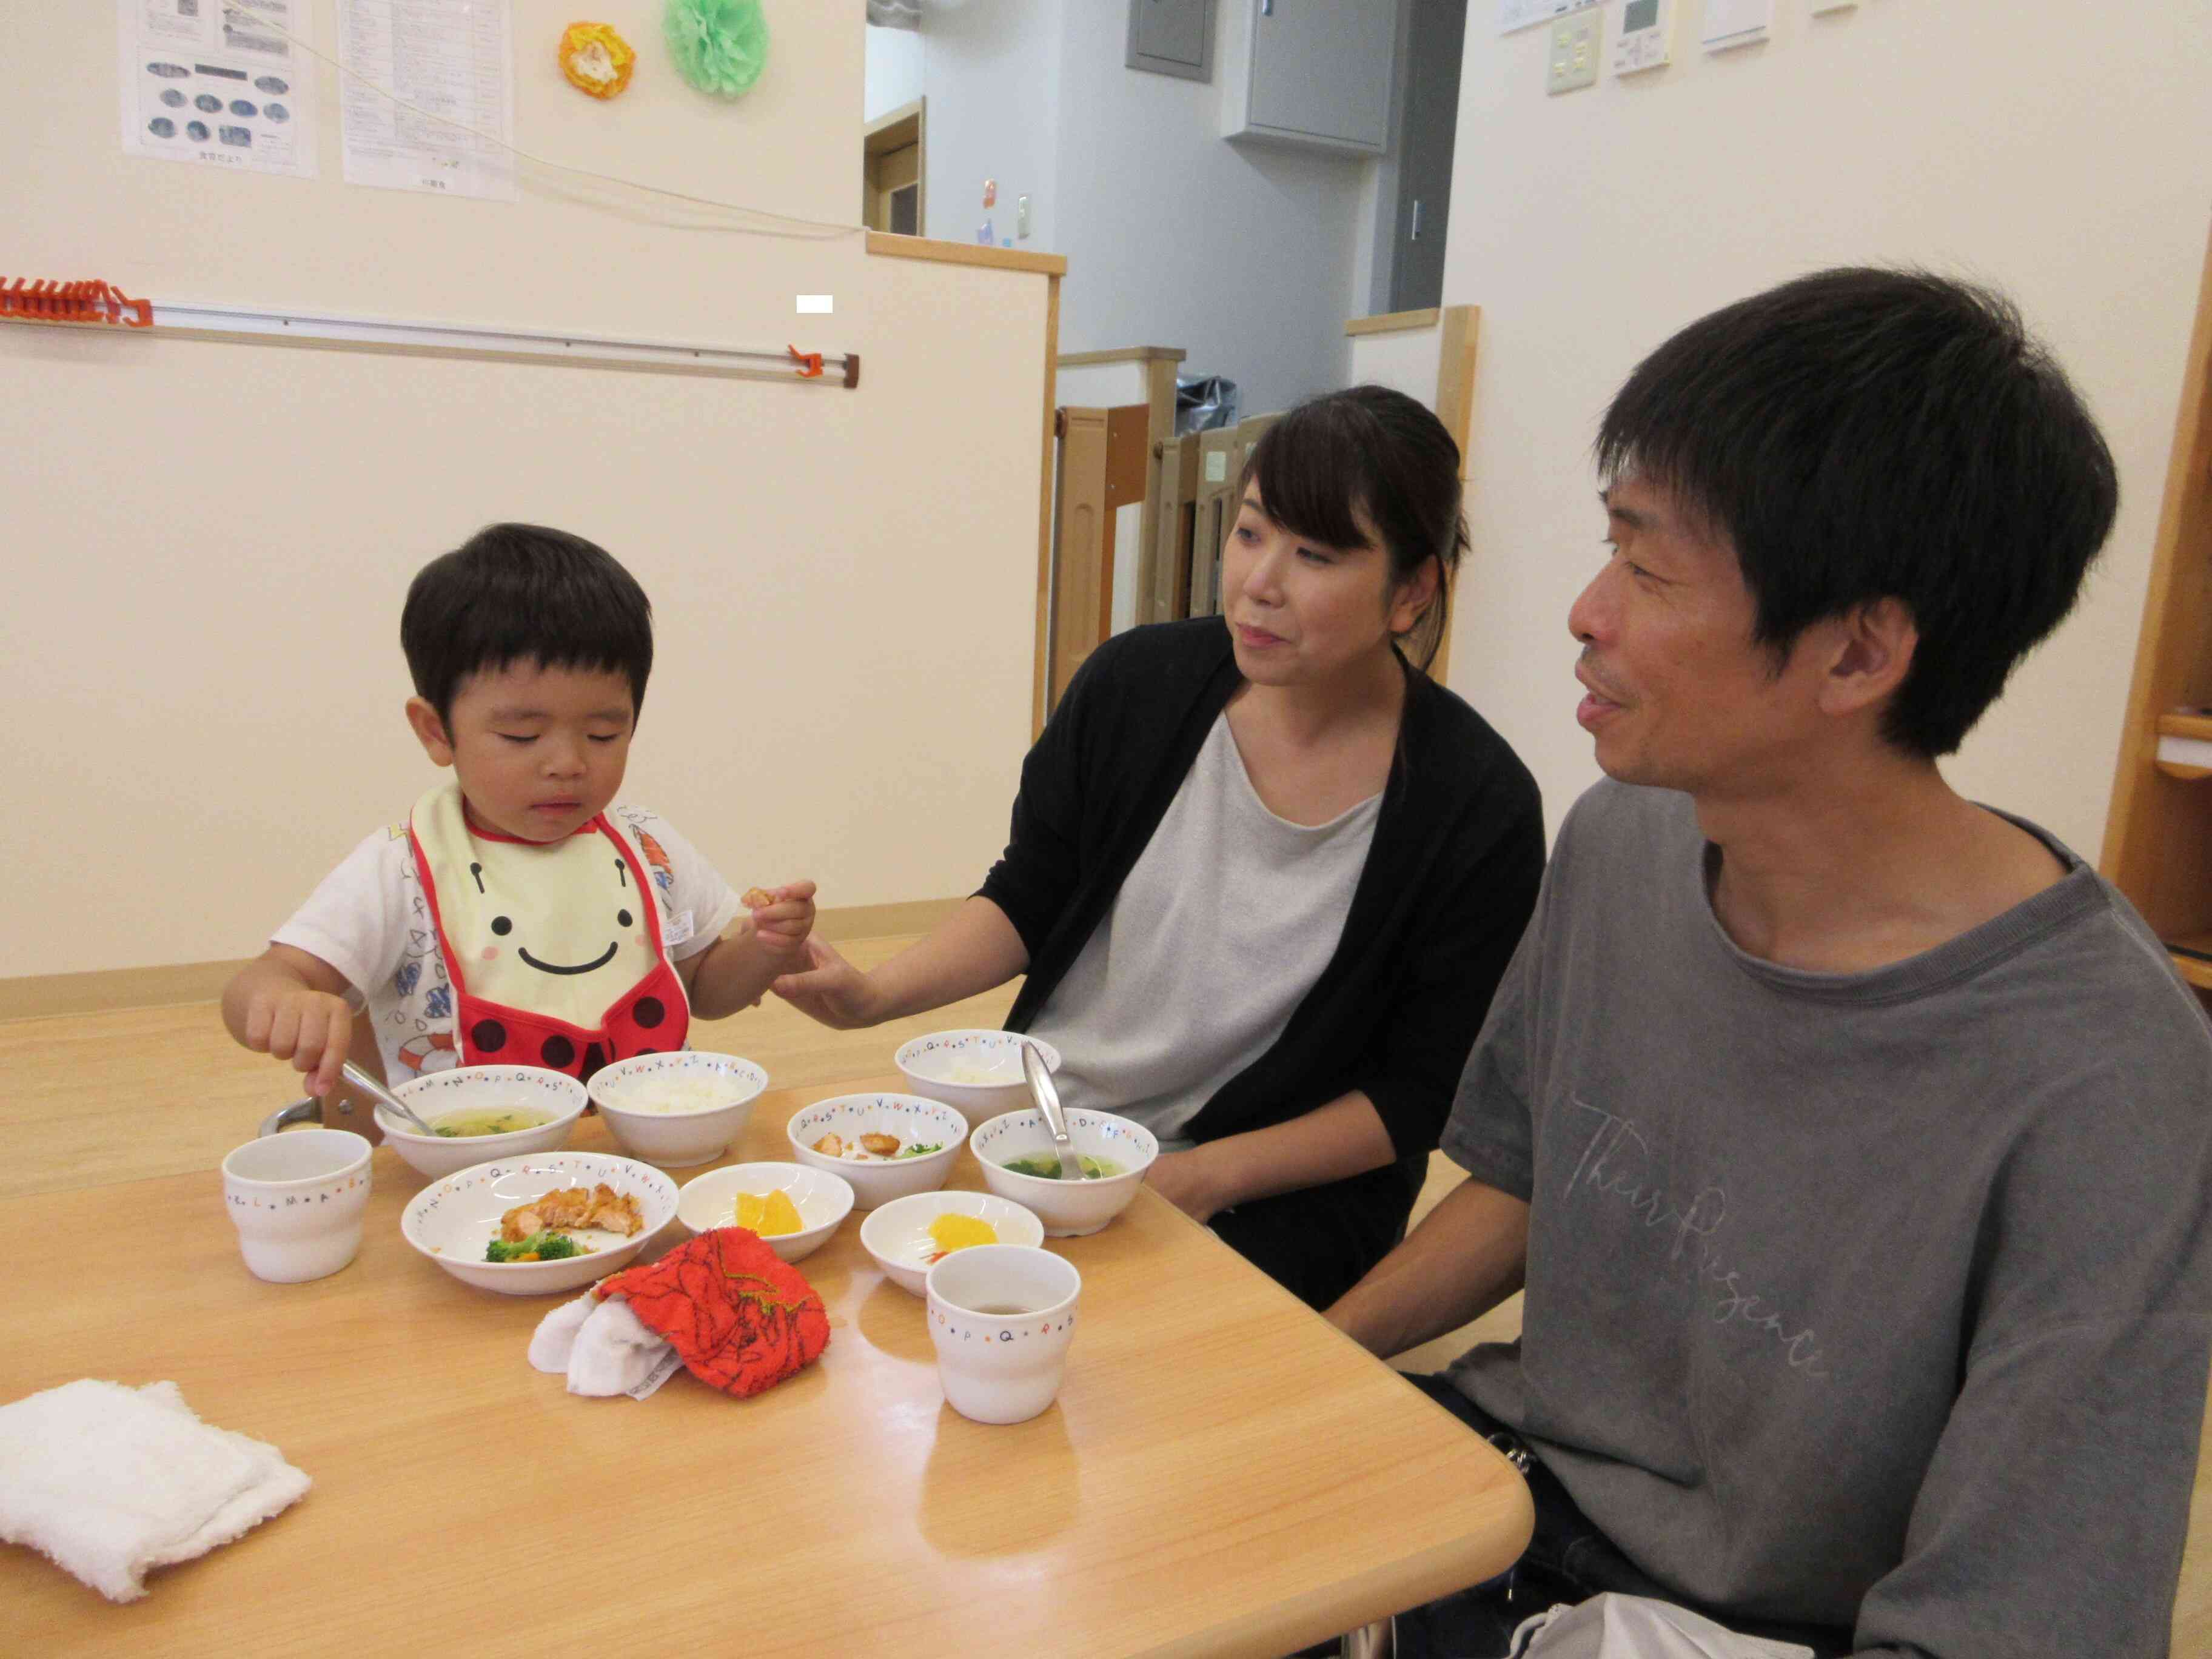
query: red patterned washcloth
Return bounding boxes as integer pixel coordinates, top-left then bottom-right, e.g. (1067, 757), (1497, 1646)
(595, 1227), (828, 1398)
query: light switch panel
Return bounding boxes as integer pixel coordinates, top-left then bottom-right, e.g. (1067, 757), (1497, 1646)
(1614, 0), (1672, 75)
(1548, 11), (1602, 93)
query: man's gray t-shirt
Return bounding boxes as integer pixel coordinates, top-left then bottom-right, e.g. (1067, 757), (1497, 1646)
(1444, 780), (2212, 1657)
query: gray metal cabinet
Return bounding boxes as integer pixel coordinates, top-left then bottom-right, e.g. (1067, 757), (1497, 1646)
(1128, 0), (1215, 82)
(1222, 0), (1398, 156)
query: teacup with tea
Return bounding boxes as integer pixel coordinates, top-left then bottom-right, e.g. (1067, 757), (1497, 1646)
(924, 1244), (1081, 1424)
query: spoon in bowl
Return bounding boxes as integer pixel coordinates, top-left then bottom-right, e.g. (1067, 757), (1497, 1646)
(1021, 1041), (1086, 1181)
(338, 1060), (439, 1136)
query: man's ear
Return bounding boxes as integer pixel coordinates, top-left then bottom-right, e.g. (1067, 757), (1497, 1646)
(1815, 598), (1918, 721)
(406, 696), (457, 767)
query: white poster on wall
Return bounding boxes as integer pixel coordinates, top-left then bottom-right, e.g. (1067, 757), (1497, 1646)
(337, 0), (516, 202)
(1496, 0), (1601, 36)
(1701, 0), (1774, 50)
(118, 0), (318, 177)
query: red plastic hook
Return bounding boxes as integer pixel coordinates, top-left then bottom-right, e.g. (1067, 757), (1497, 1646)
(786, 344), (823, 379)
(0, 278), (152, 327)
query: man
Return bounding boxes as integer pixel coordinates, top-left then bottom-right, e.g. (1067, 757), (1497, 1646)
(1329, 269), (2212, 1657)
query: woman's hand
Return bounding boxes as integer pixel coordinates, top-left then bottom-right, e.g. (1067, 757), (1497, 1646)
(1144, 1147), (1235, 1226)
(771, 937), (885, 1030)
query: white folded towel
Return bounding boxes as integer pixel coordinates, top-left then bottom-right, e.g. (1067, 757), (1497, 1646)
(529, 1292), (673, 1396)
(0, 1379), (310, 1603)
(1507, 1595), (1815, 1658)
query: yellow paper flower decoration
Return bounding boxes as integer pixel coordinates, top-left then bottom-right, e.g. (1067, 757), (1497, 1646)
(559, 22), (635, 99)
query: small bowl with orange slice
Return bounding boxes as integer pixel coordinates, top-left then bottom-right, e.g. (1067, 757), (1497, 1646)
(858, 1190), (1045, 1297)
(674, 1162), (853, 1264)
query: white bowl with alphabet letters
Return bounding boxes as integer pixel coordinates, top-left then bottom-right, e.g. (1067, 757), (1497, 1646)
(588, 1051), (769, 1167)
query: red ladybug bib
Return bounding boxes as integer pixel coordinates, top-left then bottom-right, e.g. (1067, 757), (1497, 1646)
(409, 782), (690, 1082)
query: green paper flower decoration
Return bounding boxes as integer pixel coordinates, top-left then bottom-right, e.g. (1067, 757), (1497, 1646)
(665, 0), (769, 98)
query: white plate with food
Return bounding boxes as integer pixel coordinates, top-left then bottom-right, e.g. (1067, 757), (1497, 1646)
(400, 1151), (678, 1295)
(785, 1093), (968, 1209)
(858, 1190), (1045, 1296)
(674, 1162), (854, 1264)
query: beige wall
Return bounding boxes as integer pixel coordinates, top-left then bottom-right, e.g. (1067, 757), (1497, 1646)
(1438, 2), (2212, 860)
(3, 7), (1047, 981)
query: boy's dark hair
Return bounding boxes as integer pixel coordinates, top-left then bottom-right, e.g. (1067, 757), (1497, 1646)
(401, 524), (654, 727)
(1595, 267), (2118, 757)
(1244, 384), (1468, 674)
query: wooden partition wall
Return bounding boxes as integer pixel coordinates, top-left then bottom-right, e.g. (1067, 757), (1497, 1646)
(2099, 223), (2212, 993)
(1044, 304), (1483, 712)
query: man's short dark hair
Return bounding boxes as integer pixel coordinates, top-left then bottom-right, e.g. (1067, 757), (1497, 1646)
(401, 524), (654, 727)
(1595, 267), (2118, 757)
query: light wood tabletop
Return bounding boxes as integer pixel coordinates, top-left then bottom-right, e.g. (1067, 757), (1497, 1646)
(3, 1075), (1533, 1657)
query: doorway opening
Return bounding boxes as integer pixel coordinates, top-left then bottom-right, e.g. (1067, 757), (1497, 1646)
(864, 99), (925, 236)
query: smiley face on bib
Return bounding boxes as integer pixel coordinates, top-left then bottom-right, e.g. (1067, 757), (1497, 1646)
(449, 840), (661, 1031)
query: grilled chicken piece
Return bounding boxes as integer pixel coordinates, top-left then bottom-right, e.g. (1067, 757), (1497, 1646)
(499, 1182), (643, 1242)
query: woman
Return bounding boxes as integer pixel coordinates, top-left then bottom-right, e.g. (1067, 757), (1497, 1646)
(778, 386), (1543, 1308)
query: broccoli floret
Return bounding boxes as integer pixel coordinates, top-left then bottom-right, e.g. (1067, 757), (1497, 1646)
(484, 1230), (585, 1263)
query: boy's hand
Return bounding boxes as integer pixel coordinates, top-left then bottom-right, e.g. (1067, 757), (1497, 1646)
(244, 985), (355, 1097)
(771, 937), (883, 1030)
(745, 880), (817, 960)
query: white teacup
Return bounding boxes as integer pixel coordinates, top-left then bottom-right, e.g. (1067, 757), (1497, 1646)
(925, 1244), (1082, 1425)
(222, 1129), (374, 1283)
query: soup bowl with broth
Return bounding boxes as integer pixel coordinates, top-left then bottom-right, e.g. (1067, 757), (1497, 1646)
(587, 1051), (769, 1167)
(971, 1107), (1158, 1237)
(377, 1066), (589, 1178)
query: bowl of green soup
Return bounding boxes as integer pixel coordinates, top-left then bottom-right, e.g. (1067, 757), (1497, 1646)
(375, 1066), (589, 1178)
(971, 1107), (1157, 1237)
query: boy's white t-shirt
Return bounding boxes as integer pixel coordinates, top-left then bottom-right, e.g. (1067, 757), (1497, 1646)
(272, 802), (741, 1082)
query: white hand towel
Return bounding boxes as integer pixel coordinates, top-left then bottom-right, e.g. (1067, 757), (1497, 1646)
(0, 1379), (310, 1603)
(564, 1297), (669, 1396)
(528, 1292), (597, 1374)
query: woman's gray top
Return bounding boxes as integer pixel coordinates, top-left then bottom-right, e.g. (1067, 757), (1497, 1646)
(1027, 712), (1380, 1149)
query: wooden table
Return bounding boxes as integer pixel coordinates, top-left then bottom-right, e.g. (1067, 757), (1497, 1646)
(3, 1079), (1532, 1657)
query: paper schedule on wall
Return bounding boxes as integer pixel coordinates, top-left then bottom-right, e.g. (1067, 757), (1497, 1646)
(117, 0), (318, 177)
(1496, 0), (1600, 37)
(337, 0), (516, 202)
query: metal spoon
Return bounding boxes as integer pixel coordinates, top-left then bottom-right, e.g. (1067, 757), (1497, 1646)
(340, 1060), (439, 1136)
(1021, 1041), (1086, 1181)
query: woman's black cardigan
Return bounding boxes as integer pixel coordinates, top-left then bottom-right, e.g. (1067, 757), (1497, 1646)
(978, 618), (1545, 1272)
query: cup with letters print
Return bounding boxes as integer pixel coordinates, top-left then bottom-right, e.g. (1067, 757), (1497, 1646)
(221, 1129), (373, 1282)
(925, 1244), (1082, 1424)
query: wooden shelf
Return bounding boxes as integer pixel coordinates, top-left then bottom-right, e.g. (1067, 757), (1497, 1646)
(2102, 217), (2212, 970)
(2167, 934), (2212, 990)
(2154, 713), (2212, 780)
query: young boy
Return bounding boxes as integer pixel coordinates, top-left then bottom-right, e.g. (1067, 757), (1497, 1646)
(223, 523), (815, 1102)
